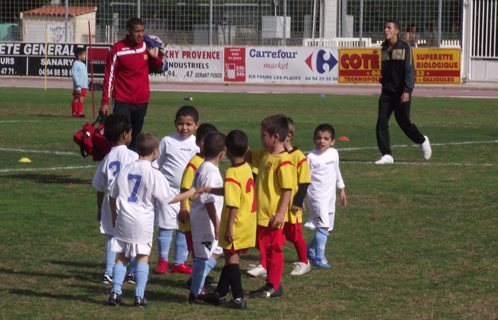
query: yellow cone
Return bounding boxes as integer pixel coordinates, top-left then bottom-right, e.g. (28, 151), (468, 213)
(18, 157), (32, 163)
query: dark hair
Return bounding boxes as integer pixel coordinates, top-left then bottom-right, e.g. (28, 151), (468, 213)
(225, 130), (248, 158)
(175, 106), (199, 123)
(313, 123), (335, 140)
(196, 123), (217, 144)
(203, 132), (226, 158)
(126, 17), (144, 30)
(386, 19), (401, 32)
(135, 131), (159, 157)
(104, 113), (132, 143)
(260, 114), (289, 142)
(74, 47), (85, 58)
(286, 116), (295, 137)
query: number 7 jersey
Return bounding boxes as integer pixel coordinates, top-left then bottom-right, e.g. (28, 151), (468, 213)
(109, 160), (175, 244)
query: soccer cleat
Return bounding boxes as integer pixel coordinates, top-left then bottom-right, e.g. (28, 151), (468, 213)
(225, 298), (247, 310)
(155, 258), (168, 274)
(127, 273), (136, 284)
(421, 136), (432, 160)
(172, 262), (192, 274)
(200, 292), (227, 306)
(246, 264), (267, 277)
(102, 274), (113, 284)
(249, 283), (283, 298)
(76, 114), (85, 118)
(204, 275), (218, 287)
(307, 246), (316, 261)
(313, 258), (331, 268)
(188, 288), (207, 304)
(290, 260), (311, 276)
(107, 292), (122, 306)
(374, 154), (394, 164)
(133, 296), (147, 308)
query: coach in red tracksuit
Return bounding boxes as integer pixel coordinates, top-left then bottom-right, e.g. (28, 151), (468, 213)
(99, 17), (163, 151)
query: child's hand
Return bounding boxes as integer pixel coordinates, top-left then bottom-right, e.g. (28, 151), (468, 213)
(270, 213), (285, 228)
(291, 205), (303, 213)
(178, 210), (190, 224)
(340, 189), (347, 207)
(225, 227), (234, 243)
(97, 208), (102, 222)
(186, 187), (196, 199)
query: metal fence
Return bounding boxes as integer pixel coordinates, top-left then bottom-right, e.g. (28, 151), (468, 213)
(1, 0), (462, 46)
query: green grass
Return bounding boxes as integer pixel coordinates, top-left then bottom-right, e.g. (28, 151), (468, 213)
(0, 87), (497, 319)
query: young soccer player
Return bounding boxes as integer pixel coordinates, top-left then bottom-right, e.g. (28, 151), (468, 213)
(248, 114), (294, 298)
(92, 113), (138, 284)
(283, 116), (312, 276)
(304, 124), (347, 268)
(179, 123), (219, 290)
(107, 131), (196, 307)
(202, 130), (256, 309)
(152, 106), (200, 275)
(71, 47), (88, 118)
(188, 132), (226, 302)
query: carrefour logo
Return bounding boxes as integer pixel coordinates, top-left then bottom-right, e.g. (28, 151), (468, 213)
(305, 50), (338, 74)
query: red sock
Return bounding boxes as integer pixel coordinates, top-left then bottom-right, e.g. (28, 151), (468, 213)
(260, 252), (267, 269)
(77, 102), (84, 115)
(71, 101), (78, 116)
(293, 237), (308, 264)
(266, 250), (283, 290)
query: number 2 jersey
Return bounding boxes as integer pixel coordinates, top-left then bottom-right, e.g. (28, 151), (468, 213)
(219, 162), (257, 250)
(109, 160), (175, 244)
(92, 145), (138, 236)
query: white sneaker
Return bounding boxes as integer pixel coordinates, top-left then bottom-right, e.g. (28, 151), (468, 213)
(247, 264), (267, 277)
(374, 154), (394, 164)
(420, 136), (432, 160)
(290, 260), (311, 276)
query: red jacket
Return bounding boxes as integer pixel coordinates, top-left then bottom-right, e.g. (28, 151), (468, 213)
(102, 37), (162, 105)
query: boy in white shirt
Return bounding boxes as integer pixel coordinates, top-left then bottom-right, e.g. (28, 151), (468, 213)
(92, 113), (138, 284)
(107, 132), (196, 307)
(188, 132), (225, 302)
(152, 106), (200, 275)
(304, 124), (347, 268)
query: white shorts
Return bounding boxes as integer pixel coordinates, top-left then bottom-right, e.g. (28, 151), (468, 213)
(154, 194), (180, 230)
(110, 237), (152, 258)
(304, 212), (335, 232)
(99, 197), (115, 236)
(192, 240), (223, 259)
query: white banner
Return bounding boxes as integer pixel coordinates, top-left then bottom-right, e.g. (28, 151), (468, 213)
(150, 46), (224, 82)
(245, 47), (339, 84)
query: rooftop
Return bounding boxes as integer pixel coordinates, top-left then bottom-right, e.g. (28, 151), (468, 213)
(22, 6), (97, 17)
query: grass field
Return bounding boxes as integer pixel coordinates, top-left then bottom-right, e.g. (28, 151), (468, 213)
(0, 87), (497, 319)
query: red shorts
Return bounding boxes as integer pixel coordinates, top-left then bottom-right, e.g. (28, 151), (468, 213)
(223, 244), (249, 254)
(256, 225), (285, 254)
(72, 89), (87, 98)
(283, 219), (303, 243)
(185, 231), (193, 252)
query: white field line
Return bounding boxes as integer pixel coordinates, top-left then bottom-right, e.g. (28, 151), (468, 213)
(341, 161), (496, 166)
(0, 148), (80, 156)
(0, 165), (97, 173)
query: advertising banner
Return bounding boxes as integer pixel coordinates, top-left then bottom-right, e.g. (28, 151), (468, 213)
(0, 42), (109, 77)
(150, 46), (224, 82)
(339, 47), (461, 84)
(224, 47), (246, 82)
(243, 47), (339, 84)
(338, 48), (381, 83)
(413, 48), (460, 84)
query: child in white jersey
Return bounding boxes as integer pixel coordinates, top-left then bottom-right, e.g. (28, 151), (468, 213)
(188, 132), (225, 302)
(92, 113), (138, 284)
(304, 124), (347, 268)
(107, 131), (196, 307)
(152, 106), (200, 275)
